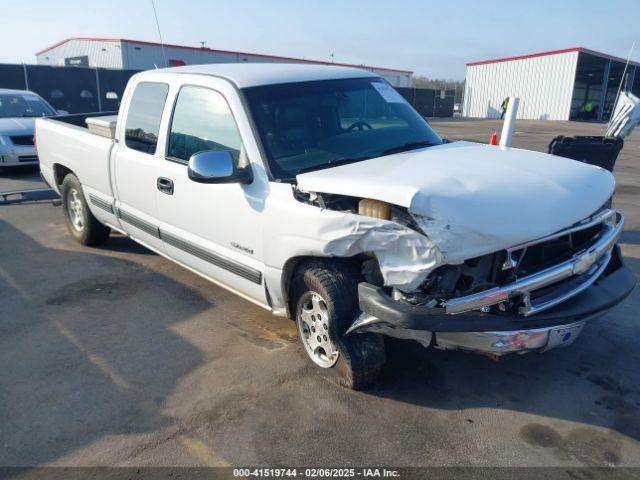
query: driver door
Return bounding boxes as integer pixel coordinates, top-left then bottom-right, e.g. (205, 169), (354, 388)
(155, 82), (268, 305)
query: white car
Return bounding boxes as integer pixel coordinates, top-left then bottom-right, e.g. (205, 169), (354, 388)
(35, 64), (635, 389)
(0, 89), (62, 168)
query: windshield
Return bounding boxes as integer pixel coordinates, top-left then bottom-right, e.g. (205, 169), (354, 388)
(243, 77), (441, 179)
(0, 92), (56, 118)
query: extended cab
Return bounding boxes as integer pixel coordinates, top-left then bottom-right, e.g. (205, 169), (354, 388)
(36, 64), (635, 389)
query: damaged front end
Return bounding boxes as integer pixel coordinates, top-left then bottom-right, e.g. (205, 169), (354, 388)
(293, 188), (446, 291)
(350, 207), (635, 356)
(295, 188), (635, 356)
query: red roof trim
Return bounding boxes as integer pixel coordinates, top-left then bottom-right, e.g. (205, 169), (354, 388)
(466, 47), (582, 66)
(467, 47), (640, 68)
(35, 37), (413, 74)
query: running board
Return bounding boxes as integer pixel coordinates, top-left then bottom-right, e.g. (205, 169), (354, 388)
(0, 188), (59, 205)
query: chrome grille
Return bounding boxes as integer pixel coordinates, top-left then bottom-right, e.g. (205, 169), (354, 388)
(445, 209), (621, 316)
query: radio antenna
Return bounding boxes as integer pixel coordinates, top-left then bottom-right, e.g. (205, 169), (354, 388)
(150, 0), (167, 68)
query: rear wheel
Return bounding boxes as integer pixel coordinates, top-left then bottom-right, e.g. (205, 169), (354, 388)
(291, 261), (385, 389)
(61, 174), (110, 246)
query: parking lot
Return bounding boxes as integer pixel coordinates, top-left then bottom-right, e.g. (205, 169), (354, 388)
(1, 119), (639, 469)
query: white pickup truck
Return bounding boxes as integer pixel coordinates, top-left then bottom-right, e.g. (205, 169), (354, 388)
(36, 64), (635, 389)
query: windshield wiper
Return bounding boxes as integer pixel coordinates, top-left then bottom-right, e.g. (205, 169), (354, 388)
(382, 140), (437, 156)
(296, 154), (374, 174)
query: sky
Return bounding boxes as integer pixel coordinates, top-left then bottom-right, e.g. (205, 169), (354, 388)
(1, 0), (639, 80)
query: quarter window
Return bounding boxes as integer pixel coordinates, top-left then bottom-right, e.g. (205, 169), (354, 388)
(168, 86), (243, 163)
(124, 82), (169, 154)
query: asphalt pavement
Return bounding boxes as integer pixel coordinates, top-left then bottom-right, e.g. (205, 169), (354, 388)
(1, 119), (639, 470)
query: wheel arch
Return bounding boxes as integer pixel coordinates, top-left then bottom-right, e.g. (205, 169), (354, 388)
(280, 253), (371, 319)
(52, 163), (74, 187)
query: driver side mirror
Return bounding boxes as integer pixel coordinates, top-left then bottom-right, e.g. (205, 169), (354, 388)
(187, 150), (253, 184)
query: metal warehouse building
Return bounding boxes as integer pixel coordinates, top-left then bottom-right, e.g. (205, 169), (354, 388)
(36, 37), (413, 87)
(463, 47), (640, 121)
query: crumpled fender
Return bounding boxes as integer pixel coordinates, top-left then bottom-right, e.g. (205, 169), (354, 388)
(321, 215), (444, 291)
(263, 184), (444, 294)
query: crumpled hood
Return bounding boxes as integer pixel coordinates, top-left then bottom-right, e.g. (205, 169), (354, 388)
(297, 141), (615, 264)
(0, 117), (36, 136)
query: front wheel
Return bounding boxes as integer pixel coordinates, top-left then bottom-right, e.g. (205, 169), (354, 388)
(61, 173), (110, 246)
(291, 261), (386, 389)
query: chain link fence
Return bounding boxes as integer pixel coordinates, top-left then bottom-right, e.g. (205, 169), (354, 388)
(0, 63), (140, 114)
(396, 87), (455, 117)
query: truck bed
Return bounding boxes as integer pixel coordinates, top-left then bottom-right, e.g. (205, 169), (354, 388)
(47, 111), (118, 129)
(36, 112), (119, 199)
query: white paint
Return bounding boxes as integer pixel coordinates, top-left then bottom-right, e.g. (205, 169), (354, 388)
(36, 39), (413, 88)
(166, 63), (378, 88)
(297, 141), (615, 266)
(499, 97), (519, 148)
(37, 65), (615, 316)
(36, 39), (124, 69)
(463, 51), (579, 121)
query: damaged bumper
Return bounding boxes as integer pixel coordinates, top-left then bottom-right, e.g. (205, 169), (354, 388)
(350, 246), (635, 355)
(444, 209), (623, 316)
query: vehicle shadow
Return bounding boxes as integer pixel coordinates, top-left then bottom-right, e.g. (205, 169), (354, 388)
(370, 255), (640, 443)
(0, 165), (41, 182)
(0, 219), (210, 466)
(2, 212), (639, 466)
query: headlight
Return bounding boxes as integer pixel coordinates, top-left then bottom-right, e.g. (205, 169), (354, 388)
(358, 198), (392, 220)
(0, 136), (8, 146)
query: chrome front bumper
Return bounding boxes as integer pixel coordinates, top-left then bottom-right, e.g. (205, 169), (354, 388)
(352, 209), (635, 356)
(444, 210), (623, 316)
(434, 318), (593, 355)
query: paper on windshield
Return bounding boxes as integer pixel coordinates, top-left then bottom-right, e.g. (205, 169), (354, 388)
(371, 82), (406, 103)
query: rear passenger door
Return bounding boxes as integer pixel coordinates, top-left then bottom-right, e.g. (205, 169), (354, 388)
(113, 81), (169, 253)
(155, 82), (268, 305)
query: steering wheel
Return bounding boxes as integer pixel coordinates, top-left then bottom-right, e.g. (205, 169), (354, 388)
(347, 121), (373, 132)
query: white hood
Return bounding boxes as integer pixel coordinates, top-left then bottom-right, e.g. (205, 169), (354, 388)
(0, 117), (36, 136)
(297, 141), (615, 264)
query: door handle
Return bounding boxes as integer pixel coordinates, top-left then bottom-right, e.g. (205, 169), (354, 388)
(157, 177), (174, 195)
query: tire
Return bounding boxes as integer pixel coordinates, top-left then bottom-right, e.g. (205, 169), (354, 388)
(291, 260), (386, 390)
(61, 173), (110, 246)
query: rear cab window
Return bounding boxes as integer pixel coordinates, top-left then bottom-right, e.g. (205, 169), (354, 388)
(124, 82), (169, 154)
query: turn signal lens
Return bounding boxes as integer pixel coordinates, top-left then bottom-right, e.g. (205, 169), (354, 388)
(358, 198), (392, 220)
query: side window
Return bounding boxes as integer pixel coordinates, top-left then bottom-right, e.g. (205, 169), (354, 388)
(168, 86), (243, 163)
(124, 82), (169, 154)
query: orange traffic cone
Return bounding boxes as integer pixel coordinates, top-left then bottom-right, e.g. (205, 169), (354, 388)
(489, 132), (498, 146)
